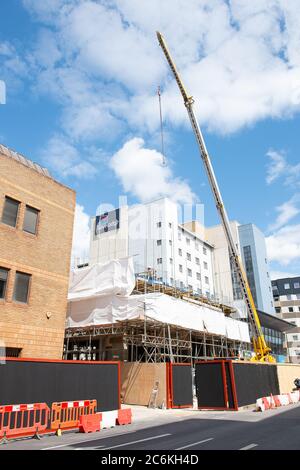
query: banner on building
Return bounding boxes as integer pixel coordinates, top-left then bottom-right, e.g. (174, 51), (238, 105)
(95, 209), (120, 235)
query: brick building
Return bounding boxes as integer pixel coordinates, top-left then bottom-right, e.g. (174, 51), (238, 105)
(0, 144), (75, 359)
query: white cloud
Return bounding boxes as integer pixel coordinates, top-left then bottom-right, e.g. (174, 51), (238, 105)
(71, 203), (91, 264)
(269, 195), (300, 231)
(20, 0), (300, 139)
(266, 224), (300, 266)
(40, 134), (97, 179)
(266, 149), (300, 186)
(270, 270), (298, 280)
(110, 137), (196, 204)
(266, 150), (287, 185)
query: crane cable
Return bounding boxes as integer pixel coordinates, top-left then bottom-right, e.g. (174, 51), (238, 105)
(158, 86), (166, 166)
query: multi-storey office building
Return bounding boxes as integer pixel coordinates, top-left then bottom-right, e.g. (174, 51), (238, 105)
(238, 224), (274, 314)
(90, 198), (215, 298)
(272, 277), (300, 363)
(202, 222), (275, 316)
(0, 144), (75, 359)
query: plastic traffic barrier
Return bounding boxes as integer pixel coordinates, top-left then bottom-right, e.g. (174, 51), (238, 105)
(116, 408), (132, 425)
(256, 391), (300, 411)
(101, 410), (118, 429)
(79, 413), (102, 433)
(51, 400), (97, 431)
(0, 403), (49, 443)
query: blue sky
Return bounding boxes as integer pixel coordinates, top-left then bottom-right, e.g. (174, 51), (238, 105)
(0, 0), (300, 278)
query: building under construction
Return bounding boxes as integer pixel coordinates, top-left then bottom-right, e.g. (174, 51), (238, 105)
(64, 260), (251, 363)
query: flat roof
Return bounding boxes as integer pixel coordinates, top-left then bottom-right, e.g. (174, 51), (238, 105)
(0, 143), (75, 193)
(258, 310), (295, 332)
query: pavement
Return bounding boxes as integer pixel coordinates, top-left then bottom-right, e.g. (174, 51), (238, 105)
(1, 403), (300, 450)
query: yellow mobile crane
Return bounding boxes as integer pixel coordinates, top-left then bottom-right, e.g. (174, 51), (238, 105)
(157, 32), (275, 363)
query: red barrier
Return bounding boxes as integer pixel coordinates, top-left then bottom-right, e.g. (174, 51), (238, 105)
(79, 413), (102, 433)
(272, 395), (282, 407)
(51, 400), (97, 431)
(0, 403), (49, 443)
(116, 408), (132, 426)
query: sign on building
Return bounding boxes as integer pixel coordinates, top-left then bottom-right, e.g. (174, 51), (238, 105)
(95, 209), (120, 235)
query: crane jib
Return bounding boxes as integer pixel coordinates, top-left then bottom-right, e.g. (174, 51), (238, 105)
(157, 31), (275, 363)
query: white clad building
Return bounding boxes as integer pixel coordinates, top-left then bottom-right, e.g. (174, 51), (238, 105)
(89, 197), (215, 299)
(272, 277), (300, 363)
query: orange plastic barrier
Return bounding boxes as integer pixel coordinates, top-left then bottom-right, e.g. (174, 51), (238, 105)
(116, 408), (132, 426)
(0, 403), (49, 443)
(51, 400), (97, 431)
(79, 413), (102, 433)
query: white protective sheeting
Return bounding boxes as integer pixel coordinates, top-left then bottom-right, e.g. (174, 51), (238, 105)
(67, 295), (142, 327)
(67, 290), (250, 343)
(68, 257), (135, 301)
(143, 294), (250, 342)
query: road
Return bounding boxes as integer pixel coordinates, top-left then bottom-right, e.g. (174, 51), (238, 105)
(1, 404), (300, 451)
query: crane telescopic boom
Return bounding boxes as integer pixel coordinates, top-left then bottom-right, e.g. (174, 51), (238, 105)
(157, 31), (275, 363)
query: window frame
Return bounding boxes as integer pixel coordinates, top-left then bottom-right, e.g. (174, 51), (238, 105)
(12, 271), (32, 305)
(23, 205), (40, 236)
(0, 267), (9, 301)
(1, 196), (21, 229)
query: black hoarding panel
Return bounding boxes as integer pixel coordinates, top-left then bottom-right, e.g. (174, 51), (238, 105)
(0, 361), (119, 411)
(171, 365), (193, 407)
(224, 362), (235, 409)
(233, 363), (279, 407)
(195, 362), (225, 408)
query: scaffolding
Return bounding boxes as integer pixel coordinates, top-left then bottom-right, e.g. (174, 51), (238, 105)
(64, 274), (249, 363)
(64, 317), (248, 363)
(134, 271), (235, 316)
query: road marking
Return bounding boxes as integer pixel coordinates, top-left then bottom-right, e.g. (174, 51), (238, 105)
(240, 443), (258, 450)
(176, 438), (214, 450)
(75, 446), (104, 450)
(100, 433), (171, 450)
(41, 428), (140, 450)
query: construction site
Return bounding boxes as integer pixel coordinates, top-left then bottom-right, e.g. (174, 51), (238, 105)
(64, 32), (277, 369)
(64, 269), (249, 364)
(1, 22), (300, 451)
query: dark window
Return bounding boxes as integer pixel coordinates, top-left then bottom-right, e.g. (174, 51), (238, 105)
(4, 347), (22, 358)
(23, 206), (39, 235)
(0, 268), (9, 299)
(243, 245), (257, 306)
(289, 307), (294, 313)
(1, 197), (20, 228)
(13, 272), (31, 303)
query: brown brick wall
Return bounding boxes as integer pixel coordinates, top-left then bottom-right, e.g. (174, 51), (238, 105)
(0, 151), (76, 359)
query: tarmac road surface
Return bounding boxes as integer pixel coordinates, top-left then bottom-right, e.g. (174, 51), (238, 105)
(1, 403), (300, 451)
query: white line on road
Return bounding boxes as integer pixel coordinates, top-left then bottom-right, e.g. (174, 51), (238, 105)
(100, 433), (171, 450)
(41, 428), (141, 450)
(75, 446), (104, 450)
(176, 438), (214, 450)
(240, 443), (258, 450)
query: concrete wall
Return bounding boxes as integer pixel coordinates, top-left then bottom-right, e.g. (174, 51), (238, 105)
(205, 221), (241, 306)
(120, 362), (167, 407)
(276, 363), (300, 393)
(89, 206), (129, 265)
(0, 148), (75, 359)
